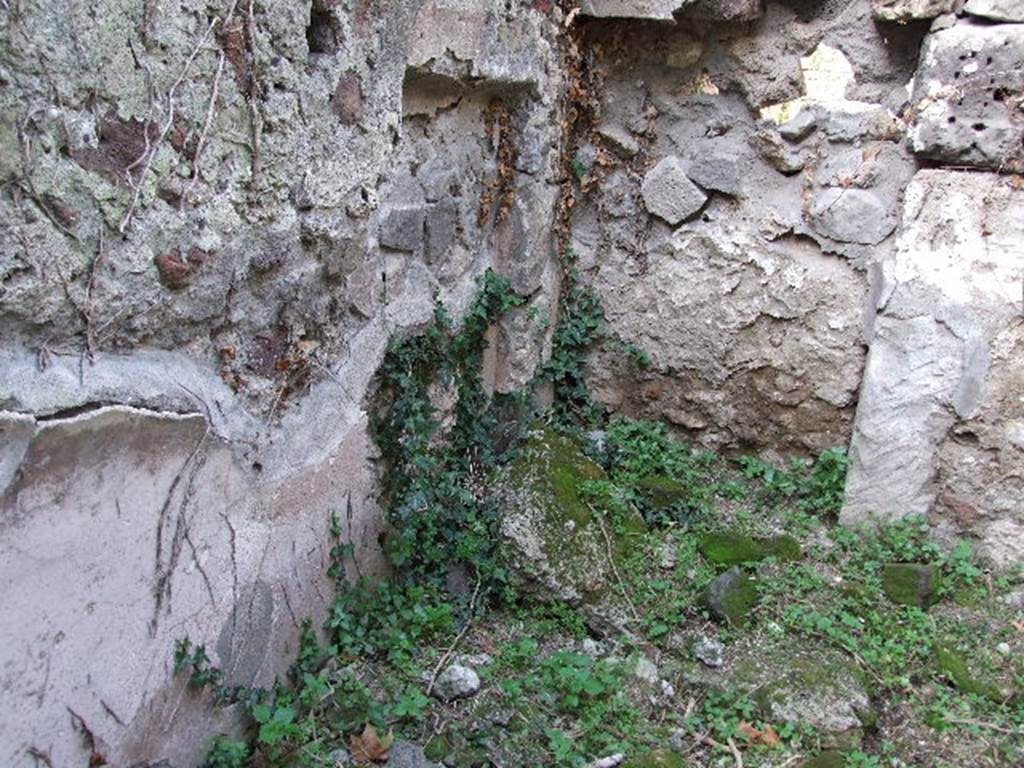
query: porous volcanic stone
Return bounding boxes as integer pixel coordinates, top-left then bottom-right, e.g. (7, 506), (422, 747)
(641, 156), (707, 225)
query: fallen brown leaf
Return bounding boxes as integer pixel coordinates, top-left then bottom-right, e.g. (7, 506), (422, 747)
(349, 723), (394, 764)
(737, 721), (780, 747)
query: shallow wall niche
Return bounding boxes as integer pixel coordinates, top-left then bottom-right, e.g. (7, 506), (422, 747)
(381, 0), (565, 396)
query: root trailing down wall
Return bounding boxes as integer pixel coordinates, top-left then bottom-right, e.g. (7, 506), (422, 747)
(0, 0), (1021, 765)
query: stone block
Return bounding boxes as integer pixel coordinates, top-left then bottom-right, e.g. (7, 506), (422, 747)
(580, 0), (693, 19)
(751, 128), (807, 173)
(379, 205), (425, 252)
(842, 170), (1024, 567)
(691, 0), (764, 21)
(700, 531), (802, 566)
(597, 122), (640, 158)
(881, 563), (943, 608)
(685, 152), (743, 196)
(424, 199), (458, 264)
(908, 21), (1024, 170)
(963, 0), (1024, 22)
(640, 156), (707, 225)
(872, 0), (957, 21)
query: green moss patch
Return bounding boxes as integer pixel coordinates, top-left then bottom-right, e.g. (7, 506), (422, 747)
(509, 427), (608, 528)
(802, 751), (846, 768)
(502, 427), (646, 627)
(636, 475), (691, 509)
(881, 563), (942, 609)
(700, 531), (802, 567)
(622, 748), (685, 768)
(935, 645), (1004, 701)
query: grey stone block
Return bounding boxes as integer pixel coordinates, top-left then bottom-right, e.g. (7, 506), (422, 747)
(908, 21), (1024, 170)
(872, 0), (957, 21)
(580, 0), (693, 19)
(963, 0), (1024, 22)
(425, 199), (458, 264)
(379, 205), (425, 252)
(641, 156), (707, 225)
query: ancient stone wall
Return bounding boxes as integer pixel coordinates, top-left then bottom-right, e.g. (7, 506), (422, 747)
(568, 0), (1022, 567)
(0, 1), (563, 765)
(575, 1), (925, 453)
(1, 0), (1021, 765)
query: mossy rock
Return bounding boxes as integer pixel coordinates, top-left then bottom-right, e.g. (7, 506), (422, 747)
(704, 566), (758, 625)
(622, 749), (685, 768)
(682, 642), (873, 750)
(754, 654), (874, 750)
(935, 645), (1003, 700)
(700, 530), (802, 567)
(636, 475), (690, 509)
(452, 746), (489, 768)
(763, 534), (802, 561)
(424, 734), (453, 762)
(882, 563), (942, 608)
(499, 427), (645, 631)
(802, 751), (846, 768)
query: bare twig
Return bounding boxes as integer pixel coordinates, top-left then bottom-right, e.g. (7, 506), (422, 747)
(426, 576), (482, 697)
(120, 12), (223, 232)
(265, 382), (287, 425)
(590, 503), (640, 622)
(82, 222), (107, 361)
(726, 737), (744, 768)
(945, 718), (1021, 735)
(182, 50), (226, 208)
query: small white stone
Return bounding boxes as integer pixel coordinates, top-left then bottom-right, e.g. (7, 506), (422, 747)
(997, 642), (1011, 656)
(581, 638), (606, 657)
(633, 656), (660, 685)
(432, 664), (480, 702)
(693, 635), (726, 668)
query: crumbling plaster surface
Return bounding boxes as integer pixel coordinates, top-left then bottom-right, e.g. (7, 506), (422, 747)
(1, 400), (386, 768)
(0, 0), (564, 765)
(571, 1), (1022, 566)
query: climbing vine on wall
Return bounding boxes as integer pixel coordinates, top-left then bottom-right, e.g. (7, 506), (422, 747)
(371, 269), (525, 589)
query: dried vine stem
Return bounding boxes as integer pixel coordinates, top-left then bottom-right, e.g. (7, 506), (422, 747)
(182, 50), (227, 208)
(17, 111), (80, 241)
(590, 503), (640, 622)
(246, 0), (264, 186)
(425, 576), (482, 697)
(120, 6), (235, 232)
